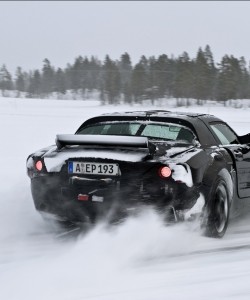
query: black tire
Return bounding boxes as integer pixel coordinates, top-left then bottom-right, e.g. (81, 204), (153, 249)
(203, 176), (230, 238)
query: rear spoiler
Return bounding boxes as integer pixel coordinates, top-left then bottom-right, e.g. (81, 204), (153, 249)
(56, 134), (156, 154)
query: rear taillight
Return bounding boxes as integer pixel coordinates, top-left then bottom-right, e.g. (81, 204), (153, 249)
(35, 160), (43, 171)
(158, 166), (172, 178)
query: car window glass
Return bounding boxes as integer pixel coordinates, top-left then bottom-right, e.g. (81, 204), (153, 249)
(78, 123), (141, 135)
(210, 123), (239, 145)
(78, 124), (106, 135)
(141, 124), (179, 140)
(105, 123), (140, 135)
(78, 122), (195, 143)
(141, 124), (195, 143)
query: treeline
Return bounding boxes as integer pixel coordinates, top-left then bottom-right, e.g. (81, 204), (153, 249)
(0, 45), (250, 104)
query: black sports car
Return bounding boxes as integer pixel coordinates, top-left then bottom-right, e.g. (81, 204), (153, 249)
(26, 110), (250, 237)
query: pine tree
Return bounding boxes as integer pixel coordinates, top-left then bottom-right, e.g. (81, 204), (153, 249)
(55, 68), (66, 95)
(131, 56), (149, 103)
(102, 55), (121, 104)
(204, 45), (217, 100)
(64, 63), (73, 91)
(154, 54), (173, 98)
(173, 52), (194, 106)
(193, 47), (211, 103)
(146, 56), (158, 104)
(217, 55), (240, 101)
(0, 65), (13, 95)
(15, 67), (25, 97)
(71, 56), (83, 91)
(15, 67), (25, 91)
(41, 58), (55, 96)
(87, 56), (102, 93)
(118, 52), (132, 104)
(237, 56), (249, 99)
(28, 70), (41, 97)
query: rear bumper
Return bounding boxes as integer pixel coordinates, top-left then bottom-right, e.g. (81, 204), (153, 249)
(31, 174), (200, 223)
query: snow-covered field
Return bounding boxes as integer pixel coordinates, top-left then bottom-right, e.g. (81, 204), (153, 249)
(1, 97), (250, 300)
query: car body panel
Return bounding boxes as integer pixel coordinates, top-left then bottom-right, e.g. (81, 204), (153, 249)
(26, 110), (250, 226)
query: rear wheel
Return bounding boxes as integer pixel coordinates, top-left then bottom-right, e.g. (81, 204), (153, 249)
(204, 176), (230, 238)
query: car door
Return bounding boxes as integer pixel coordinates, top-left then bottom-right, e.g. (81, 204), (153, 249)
(209, 122), (250, 198)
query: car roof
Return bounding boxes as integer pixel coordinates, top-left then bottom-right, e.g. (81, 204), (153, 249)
(81, 110), (223, 129)
(100, 110), (208, 118)
(94, 110), (222, 124)
(78, 110), (222, 147)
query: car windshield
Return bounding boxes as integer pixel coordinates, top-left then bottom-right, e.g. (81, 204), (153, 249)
(77, 122), (196, 144)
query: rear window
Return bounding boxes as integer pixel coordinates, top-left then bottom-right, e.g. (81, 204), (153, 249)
(78, 123), (140, 136)
(77, 122), (196, 144)
(141, 124), (182, 140)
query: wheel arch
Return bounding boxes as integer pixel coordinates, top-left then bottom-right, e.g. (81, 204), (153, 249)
(199, 147), (234, 204)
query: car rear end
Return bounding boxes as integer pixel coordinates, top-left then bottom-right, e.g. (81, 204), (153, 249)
(28, 149), (198, 224)
(27, 117), (201, 224)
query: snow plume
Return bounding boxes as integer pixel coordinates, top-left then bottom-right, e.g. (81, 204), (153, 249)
(74, 210), (200, 264)
(0, 202), (202, 300)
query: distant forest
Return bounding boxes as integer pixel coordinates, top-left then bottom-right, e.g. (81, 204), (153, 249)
(0, 45), (250, 105)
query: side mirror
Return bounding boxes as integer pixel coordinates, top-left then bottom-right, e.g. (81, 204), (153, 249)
(238, 133), (250, 144)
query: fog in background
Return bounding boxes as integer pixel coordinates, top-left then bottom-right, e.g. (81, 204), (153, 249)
(1, 1), (250, 72)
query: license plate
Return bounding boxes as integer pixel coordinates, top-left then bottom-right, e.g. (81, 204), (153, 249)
(68, 161), (119, 175)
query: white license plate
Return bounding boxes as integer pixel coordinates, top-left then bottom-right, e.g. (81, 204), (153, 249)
(68, 161), (119, 175)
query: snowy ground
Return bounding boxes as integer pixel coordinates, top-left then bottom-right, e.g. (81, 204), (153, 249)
(1, 97), (250, 300)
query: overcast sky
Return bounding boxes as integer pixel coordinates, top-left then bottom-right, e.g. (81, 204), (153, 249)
(1, 1), (250, 73)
